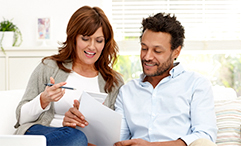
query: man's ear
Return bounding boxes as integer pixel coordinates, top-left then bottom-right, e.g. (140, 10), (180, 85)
(173, 46), (181, 60)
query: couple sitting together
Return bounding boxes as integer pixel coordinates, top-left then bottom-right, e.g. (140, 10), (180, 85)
(14, 5), (217, 146)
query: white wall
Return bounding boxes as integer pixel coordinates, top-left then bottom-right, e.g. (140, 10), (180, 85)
(0, 0), (111, 47)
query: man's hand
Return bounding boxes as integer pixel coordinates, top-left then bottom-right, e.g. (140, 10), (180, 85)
(114, 138), (187, 146)
(62, 100), (88, 128)
(114, 139), (151, 146)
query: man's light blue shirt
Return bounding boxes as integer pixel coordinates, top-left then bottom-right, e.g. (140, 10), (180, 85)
(115, 63), (217, 145)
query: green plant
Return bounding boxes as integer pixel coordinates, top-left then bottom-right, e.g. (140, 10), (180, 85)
(0, 18), (23, 54)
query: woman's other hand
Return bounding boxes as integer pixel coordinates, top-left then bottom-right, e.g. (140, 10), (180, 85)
(62, 99), (89, 128)
(40, 77), (66, 109)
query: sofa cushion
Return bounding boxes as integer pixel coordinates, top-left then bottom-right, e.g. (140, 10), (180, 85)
(215, 98), (241, 145)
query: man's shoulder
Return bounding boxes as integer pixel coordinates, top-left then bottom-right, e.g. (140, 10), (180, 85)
(183, 70), (211, 86)
(183, 68), (208, 79)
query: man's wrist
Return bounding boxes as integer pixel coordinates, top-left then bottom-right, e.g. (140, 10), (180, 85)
(177, 138), (187, 146)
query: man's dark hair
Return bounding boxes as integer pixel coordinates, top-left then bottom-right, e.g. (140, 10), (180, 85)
(140, 13), (185, 50)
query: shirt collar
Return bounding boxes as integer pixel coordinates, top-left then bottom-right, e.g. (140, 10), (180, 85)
(169, 62), (185, 78)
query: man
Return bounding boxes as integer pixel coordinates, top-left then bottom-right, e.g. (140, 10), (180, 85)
(114, 13), (217, 146)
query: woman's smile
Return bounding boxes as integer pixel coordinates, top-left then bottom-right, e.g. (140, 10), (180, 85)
(84, 50), (96, 58)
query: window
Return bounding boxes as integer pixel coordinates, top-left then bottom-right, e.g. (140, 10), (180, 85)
(112, 0), (241, 53)
(114, 53), (241, 96)
(112, 0), (241, 97)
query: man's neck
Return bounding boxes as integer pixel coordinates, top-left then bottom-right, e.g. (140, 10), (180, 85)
(144, 73), (170, 88)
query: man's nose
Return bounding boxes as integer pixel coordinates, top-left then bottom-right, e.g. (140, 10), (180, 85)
(144, 50), (154, 60)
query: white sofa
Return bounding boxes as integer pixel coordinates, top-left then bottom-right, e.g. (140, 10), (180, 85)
(212, 86), (241, 145)
(0, 89), (24, 135)
(0, 87), (241, 145)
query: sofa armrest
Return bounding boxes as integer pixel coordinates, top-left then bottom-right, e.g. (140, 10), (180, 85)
(0, 89), (25, 135)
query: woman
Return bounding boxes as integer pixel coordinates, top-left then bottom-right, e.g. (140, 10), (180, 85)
(14, 6), (124, 146)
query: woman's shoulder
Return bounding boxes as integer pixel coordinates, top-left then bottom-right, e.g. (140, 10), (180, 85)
(42, 58), (58, 67)
(31, 58), (59, 75)
(116, 72), (124, 85)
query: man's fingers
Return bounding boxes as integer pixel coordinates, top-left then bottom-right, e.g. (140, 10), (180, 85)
(114, 142), (124, 146)
(121, 140), (134, 145)
(115, 139), (137, 146)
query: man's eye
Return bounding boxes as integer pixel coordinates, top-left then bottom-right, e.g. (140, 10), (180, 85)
(141, 48), (147, 51)
(155, 50), (162, 53)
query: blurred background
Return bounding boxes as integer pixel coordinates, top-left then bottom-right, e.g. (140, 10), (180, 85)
(1, 0), (241, 96)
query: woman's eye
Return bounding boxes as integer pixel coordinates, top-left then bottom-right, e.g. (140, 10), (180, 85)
(81, 37), (89, 41)
(96, 39), (104, 43)
(141, 48), (147, 51)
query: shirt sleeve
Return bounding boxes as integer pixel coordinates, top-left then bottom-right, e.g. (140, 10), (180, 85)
(19, 93), (51, 125)
(180, 77), (218, 145)
(115, 87), (131, 141)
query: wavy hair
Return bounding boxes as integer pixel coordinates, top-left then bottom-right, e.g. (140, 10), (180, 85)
(43, 6), (120, 92)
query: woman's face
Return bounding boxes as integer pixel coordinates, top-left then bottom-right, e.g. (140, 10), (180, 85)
(75, 27), (105, 67)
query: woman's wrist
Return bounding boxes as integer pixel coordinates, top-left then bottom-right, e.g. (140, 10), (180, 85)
(40, 92), (50, 109)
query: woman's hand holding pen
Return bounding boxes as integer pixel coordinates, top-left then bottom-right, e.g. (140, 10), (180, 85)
(62, 99), (89, 128)
(40, 77), (66, 109)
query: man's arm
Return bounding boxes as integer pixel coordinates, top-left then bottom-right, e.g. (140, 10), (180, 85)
(180, 77), (218, 145)
(114, 87), (132, 140)
(114, 138), (187, 146)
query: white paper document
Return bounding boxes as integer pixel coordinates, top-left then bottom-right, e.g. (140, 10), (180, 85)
(85, 91), (107, 103)
(77, 91), (122, 146)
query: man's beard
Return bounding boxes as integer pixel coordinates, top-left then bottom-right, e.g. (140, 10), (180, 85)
(142, 54), (173, 77)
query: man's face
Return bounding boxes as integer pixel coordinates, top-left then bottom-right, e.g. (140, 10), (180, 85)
(140, 29), (180, 77)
